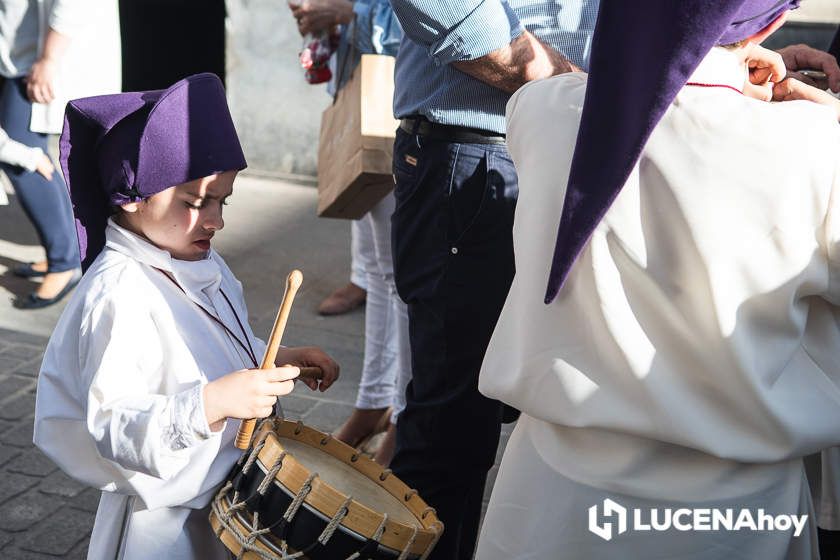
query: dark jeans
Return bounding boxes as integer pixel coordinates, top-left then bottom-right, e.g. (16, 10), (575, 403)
(389, 128), (518, 560)
(0, 78), (79, 272)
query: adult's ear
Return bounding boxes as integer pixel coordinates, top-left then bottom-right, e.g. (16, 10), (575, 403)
(121, 201), (141, 213)
(747, 11), (788, 45)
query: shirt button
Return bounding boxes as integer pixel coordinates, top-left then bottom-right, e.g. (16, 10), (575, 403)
(451, 247), (458, 255)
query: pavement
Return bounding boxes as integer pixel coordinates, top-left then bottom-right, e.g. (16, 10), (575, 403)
(0, 173), (512, 558)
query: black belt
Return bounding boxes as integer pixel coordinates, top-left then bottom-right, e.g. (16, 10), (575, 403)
(399, 117), (506, 145)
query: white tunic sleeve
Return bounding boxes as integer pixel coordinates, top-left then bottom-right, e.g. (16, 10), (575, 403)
(80, 296), (216, 481)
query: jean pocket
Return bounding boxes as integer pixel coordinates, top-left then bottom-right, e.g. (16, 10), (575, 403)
(392, 130), (421, 209)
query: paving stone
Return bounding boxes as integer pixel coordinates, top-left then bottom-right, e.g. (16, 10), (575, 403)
(0, 444), (21, 468)
(38, 470), (85, 498)
(9, 358), (41, 378)
(279, 392), (320, 417)
(0, 329), (48, 348)
(1, 548), (69, 560)
(18, 508), (93, 556)
(67, 539), (90, 560)
(301, 401), (355, 433)
(0, 472), (40, 502)
(6, 449), (56, 477)
(68, 488), (100, 513)
(0, 375), (34, 398)
(0, 393), (35, 421)
(0, 355), (25, 376)
(0, 530), (13, 548)
(0, 346), (42, 362)
(0, 422), (33, 447)
(0, 489), (62, 532)
(0, 419), (15, 435)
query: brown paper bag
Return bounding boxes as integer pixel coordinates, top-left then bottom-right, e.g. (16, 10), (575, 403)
(317, 54), (399, 219)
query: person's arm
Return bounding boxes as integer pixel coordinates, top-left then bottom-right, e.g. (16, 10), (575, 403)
(289, 0), (354, 36)
(26, 28), (71, 104)
(390, 0), (578, 93)
(351, 0), (403, 56)
(776, 43), (840, 93)
(26, 0), (89, 104)
(773, 77), (840, 121)
(0, 128), (53, 178)
(453, 30), (580, 94)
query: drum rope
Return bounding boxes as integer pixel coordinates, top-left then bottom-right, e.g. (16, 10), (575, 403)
(419, 521), (443, 560)
(258, 452), (287, 495)
(345, 513), (389, 560)
(283, 472), (317, 522)
(396, 525), (419, 560)
(317, 495), (353, 545)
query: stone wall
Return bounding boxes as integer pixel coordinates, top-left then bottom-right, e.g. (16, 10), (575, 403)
(226, 0), (332, 179)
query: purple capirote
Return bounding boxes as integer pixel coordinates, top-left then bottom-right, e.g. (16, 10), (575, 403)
(59, 72), (247, 271)
(545, 0), (800, 303)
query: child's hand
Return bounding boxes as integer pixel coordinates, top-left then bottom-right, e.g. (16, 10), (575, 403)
(773, 77), (840, 121)
(275, 346), (340, 392)
(203, 366), (299, 429)
(35, 153), (54, 180)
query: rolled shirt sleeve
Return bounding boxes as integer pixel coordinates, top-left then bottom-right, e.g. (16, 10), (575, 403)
(391, 0), (523, 65)
(48, 0), (88, 38)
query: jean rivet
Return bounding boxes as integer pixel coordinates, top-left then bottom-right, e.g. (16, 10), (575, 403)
(451, 247), (458, 255)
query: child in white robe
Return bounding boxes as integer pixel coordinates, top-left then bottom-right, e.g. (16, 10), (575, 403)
(33, 73), (339, 560)
(476, 1), (840, 559)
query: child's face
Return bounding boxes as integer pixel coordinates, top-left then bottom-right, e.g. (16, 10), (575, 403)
(118, 170), (236, 261)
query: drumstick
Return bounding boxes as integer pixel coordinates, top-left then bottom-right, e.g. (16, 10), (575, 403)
(298, 366), (324, 379)
(235, 269), (304, 450)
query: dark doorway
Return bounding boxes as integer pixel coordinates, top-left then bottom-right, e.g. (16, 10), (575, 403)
(119, 0), (226, 92)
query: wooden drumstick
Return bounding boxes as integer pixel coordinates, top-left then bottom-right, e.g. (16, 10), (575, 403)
(298, 366), (324, 379)
(235, 269), (304, 450)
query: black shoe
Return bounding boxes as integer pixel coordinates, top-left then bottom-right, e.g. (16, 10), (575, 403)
(12, 262), (47, 278)
(15, 268), (82, 309)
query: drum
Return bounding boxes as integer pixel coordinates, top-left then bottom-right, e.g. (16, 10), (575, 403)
(210, 418), (443, 560)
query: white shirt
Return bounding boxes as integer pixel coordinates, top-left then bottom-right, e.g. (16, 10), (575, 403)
(34, 220), (267, 559)
(0, 0), (122, 133)
(477, 48), (840, 558)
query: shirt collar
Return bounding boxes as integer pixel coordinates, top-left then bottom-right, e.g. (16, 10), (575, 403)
(686, 47), (748, 92)
(104, 218), (222, 302)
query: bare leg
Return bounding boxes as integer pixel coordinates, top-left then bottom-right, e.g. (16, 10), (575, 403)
(333, 407), (390, 448)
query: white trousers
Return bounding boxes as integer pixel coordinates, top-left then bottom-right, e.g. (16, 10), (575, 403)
(350, 193), (410, 422)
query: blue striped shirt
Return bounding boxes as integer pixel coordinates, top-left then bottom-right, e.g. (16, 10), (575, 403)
(391, 0), (600, 134)
(329, 0), (403, 95)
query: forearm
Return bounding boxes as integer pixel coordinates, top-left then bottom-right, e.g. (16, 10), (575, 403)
(40, 28), (71, 63)
(453, 30), (580, 94)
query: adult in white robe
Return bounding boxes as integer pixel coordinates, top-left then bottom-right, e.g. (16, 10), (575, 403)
(34, 219), (268, 559)
(476, 45), (840, 559)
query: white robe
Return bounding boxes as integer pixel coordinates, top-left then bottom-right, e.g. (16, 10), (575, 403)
(476, 48), (840, 559)
(34, 220), (267, 559)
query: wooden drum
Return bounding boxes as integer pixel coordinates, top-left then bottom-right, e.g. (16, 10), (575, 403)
(210, 418), (443, 560)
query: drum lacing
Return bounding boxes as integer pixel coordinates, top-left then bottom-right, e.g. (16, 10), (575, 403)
(242, 433), (270, 475)
(419, 521), (444, 560)
(257, 452), (287, 495)
(210, 488), (278, 560)
(379, 468), (392, 481)
(345, 513), (389, 560)
(396, 525), (419, 560)
(283, 472), (318, 523)
(317, 495), (353, 546)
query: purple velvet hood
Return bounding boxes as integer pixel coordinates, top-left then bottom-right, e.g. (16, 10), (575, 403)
(545, 0), (799, 303)
(59, 73), (247, 271)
